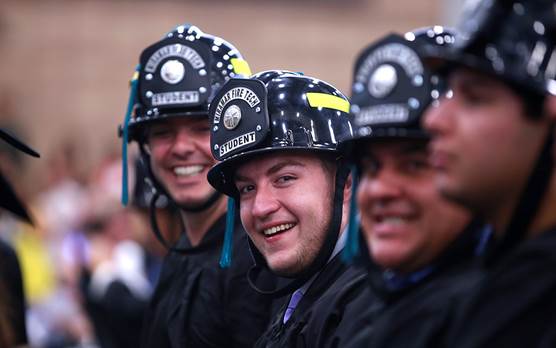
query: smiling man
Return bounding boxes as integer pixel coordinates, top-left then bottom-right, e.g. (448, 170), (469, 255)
(120, 24), (273, 347)
(337, 29), (486, 348)
(235, 152), (337, 277)
(423, 1), (556, 346)
(207, 70), (367, 347)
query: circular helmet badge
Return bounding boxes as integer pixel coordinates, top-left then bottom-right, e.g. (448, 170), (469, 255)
(368, 64), (398, 98)
(160, 59), (186, 84)
(223, 105), (242, 130)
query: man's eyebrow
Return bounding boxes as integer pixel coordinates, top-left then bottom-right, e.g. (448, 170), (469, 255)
(235, 159), (306, 182)
(359, 142), (427, 159)
(452, 70), (499, 89)
(267, 160), (305, 175)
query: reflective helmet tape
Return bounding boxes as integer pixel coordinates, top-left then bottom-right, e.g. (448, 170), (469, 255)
(231, 58), (252, 77)
(306, 92), (350, 113)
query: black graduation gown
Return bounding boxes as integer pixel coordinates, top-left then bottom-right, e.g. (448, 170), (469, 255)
(0, 239), (28, 346)
(321, 279), (382, 348)
(341, 225), (485, 348)
(254, 253), (367, 348)
(447, 227), (556, 348)
(141, 214), (274, 348)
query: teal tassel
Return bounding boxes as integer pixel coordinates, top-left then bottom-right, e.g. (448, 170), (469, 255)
(219, 197), (236, 268)
(342, 165), (360, 264)
(121, 64), (141, 206)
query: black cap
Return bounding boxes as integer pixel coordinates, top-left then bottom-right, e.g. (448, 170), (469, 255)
(341, 27), (454, 154)
(422, 0), (556, 97)
(207, 70), (353, 197)
(0, 128), (39, 223)
(127, 24), (252, 143)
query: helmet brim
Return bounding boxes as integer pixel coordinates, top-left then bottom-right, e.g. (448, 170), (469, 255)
(338, 128), (429, 163)
(207, 146), (339, 197)
(0, 128), (39, 158)
(0, 171), (33, 224)
(339, 127), (429, 152)
(126, 109), (209, 142)
(420, 45), (548, 97)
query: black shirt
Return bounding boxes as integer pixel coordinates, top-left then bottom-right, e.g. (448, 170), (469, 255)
(141, 213), (274, 348)
(447, 227), (556, 348)
(255, 253), (367, 348)
(342, 224), (486, 348)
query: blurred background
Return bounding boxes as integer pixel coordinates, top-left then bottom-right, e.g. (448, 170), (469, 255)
(0, 0), (462, 346)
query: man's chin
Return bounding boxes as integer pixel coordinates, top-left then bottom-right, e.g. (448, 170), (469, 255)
(174, 191), (222, 212)
(437, 182), (474, 211)
(267, 257), (309, 278)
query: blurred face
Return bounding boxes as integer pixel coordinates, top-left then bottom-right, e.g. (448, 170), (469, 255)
(357, 139), (470, 274)
(235, 152), (335, 277)
(423, 69), (548, 229)
(147, 117), (217, 209)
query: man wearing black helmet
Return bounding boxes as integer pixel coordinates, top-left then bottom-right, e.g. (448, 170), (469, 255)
(120, 25), (273, 348)
(207, 70), (367, 347)
(335, 28), (487, 348)
(423, 1), (556, 346)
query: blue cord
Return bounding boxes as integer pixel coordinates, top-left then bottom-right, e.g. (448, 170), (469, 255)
(342, 165), (360, 263)
(219, 197), (236, 268)
(121, 64), (141, 206)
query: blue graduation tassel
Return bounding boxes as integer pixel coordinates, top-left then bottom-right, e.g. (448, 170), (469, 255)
(121, 64), (141, 206)
(342, 165), (360, 264)
(219, 197), (236, 268)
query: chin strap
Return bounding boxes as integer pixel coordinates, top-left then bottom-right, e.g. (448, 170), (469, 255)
(121, 65), (141, 206)
(342, 165), (360, 263)
(246, 260), (316, 298)
(246, 161), (350, 298)
(148, 192), (222, 254)
(486, 129), (554, 265)
(177, 191), (222, 213)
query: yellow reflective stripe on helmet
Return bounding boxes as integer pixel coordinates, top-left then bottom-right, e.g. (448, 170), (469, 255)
(230, 58), (252, 77)
(306, 92), (350, 113)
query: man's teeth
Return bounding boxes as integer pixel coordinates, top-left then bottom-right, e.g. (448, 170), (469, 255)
(263, 223), (295, 236)
(380, 217), (406, 225)
(174, 165), (204, 176)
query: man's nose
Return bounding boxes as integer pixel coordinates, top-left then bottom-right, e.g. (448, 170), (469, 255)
(357, 167), (403, 207)
(251, 185), (281, 220)
(170, 127), (195, 155)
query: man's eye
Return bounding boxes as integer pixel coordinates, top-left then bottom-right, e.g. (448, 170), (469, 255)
(192, 126), (210, 133)
(360, 158), (380, 177)
(404, 159), (429, 173)
(276, 175), (295, 184)
(459, 87), (490, 105)
(149, 128), (172, 138)
(238, 184), (255, 195)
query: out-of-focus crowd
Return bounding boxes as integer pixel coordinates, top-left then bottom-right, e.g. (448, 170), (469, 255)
(0, 136), (179, 347)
